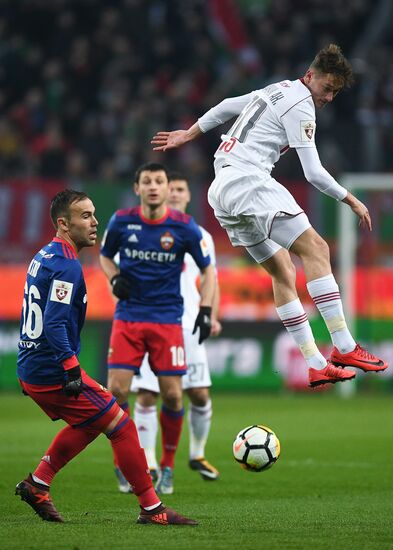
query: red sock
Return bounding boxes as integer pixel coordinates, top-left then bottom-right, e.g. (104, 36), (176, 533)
(113, 402), (130, 468)
(34, 425), (100, 486)
(159, 405), (184, 469)
(108, 416), (160, 509)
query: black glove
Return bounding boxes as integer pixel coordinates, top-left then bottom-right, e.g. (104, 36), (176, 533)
(63, 365), (83, 398)
(193, 306), (212, 344)
(111, 274), (131, 300)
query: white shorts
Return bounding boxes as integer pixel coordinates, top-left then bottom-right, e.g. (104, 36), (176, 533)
(246, 212), (311, 263)
(208, 165), (310, 257)
(131, 329), (212, 393)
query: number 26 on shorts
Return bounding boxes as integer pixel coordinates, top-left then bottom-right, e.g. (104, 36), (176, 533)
(218, 137), (237, 153)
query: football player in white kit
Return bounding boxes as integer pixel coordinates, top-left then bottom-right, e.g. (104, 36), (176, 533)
(130, 174), (221, 494)
(151, 44), (388, 387)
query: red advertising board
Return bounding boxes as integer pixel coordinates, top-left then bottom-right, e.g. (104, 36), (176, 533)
(2, 265), (393, 321)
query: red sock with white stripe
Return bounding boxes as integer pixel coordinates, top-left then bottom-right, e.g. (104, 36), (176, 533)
(108, 416), (161, 509)
(306, 274), (356, 354)
(33, 425), (100, 486)
(276, 298), (326, 369)
(113, 402), (130, 468)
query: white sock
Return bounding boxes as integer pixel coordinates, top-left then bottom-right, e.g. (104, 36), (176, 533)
(143, 501), (162, 511)
(134, 403), (159, 470)
(189, 399), (212, 460)
(307, 274), (356, 354)
(32, 474), (49, 487)
(276, 298), (326, 369)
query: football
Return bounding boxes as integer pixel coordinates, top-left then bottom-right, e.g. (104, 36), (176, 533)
(233, 424), (280, 472)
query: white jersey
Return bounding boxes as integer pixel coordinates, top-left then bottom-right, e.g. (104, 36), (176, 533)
(181, 226), (216, 331)
(198, 79), (316, 176)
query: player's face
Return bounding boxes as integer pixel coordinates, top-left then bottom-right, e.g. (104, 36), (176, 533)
(134, 170), (169, 208)
(305, 70), (343, 109)
(167, 179), (191, 213)
(64, 198), (98, 250)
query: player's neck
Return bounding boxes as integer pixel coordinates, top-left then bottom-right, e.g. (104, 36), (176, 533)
(55, 232), (79, 254)
(140, 203), (168, 221)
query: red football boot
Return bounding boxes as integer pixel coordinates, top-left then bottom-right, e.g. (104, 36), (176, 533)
(331, 344), (388, 372)
(15, 474), (64, 522)
(137, 504), (198, 525)
(309, 362), (356, 388)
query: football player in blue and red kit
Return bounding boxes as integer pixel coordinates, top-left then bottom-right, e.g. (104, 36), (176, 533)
(100, 163), (215, 494)
(15, 189), (197, 525)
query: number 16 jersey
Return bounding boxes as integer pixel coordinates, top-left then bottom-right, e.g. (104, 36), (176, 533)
(17, 238), (87, 385)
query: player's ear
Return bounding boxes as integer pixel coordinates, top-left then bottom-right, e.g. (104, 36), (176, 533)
(134, 181), (140, 196)
(57, 216), (69, 232)
(304, 69), (313, 84)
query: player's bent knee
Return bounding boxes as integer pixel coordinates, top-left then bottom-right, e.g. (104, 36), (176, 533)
(85, 402), (125, 434)
(107, 380), (129, 403)
(104, 407), (125, 434)
(137, 389), (159, 408)
(162, 390), (183, 411)
(187, 387), (209, 407)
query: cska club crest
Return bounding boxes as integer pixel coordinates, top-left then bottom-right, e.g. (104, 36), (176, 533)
(56, 285), (68, 301)
(160, 231), (174, 250)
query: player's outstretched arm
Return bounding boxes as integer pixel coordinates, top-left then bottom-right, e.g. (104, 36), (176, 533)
(342, 191), (372, 231)
(151, 123), (203, 152)
(152, 92), (254, 152)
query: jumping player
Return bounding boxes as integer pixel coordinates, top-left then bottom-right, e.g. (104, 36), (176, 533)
(151, 44), (388, 386)
(15, 189), (197, 525)
(131, 174), (221, 493)
(100, 163), (215, 494)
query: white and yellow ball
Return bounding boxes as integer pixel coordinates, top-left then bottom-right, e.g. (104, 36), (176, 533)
(233, 425), (280, 472)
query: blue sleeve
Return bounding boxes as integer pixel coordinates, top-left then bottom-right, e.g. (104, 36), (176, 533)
(100, 214), (121, 259)
(185, 217), (211, 270)
(43, 260), (82, 364)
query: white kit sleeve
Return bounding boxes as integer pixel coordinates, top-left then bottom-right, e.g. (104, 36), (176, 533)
(296, 147), (347, 201)
(198, 92), (256, 133)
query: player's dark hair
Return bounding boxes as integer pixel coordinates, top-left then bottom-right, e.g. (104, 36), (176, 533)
(134, 162), (168, 183)
(310, 44), (354, 88)
(168, 171), (188, 183)
(50, 189), (89, 229)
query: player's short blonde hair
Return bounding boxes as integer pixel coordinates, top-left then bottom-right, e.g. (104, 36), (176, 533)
(310, 44), (354, 88)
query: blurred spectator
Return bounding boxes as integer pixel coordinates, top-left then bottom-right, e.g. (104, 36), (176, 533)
(0, 0), (391, 183)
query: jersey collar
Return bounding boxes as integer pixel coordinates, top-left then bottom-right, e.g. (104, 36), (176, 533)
(53, 237), (77, 257)
(138, 205), (169, 225)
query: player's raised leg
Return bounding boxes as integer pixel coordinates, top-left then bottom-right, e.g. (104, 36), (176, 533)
(259, 246), (355, 387)
(290, 228), (388, 374)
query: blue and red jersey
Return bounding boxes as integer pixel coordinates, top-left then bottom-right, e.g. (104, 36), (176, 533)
(17, 237), (86, 385)
(100, 206), (211, 324)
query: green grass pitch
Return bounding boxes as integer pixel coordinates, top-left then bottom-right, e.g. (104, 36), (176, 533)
(1, 391), (393, 550)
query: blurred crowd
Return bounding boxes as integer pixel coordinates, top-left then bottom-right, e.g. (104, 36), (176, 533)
(0, 0), (392, 184)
